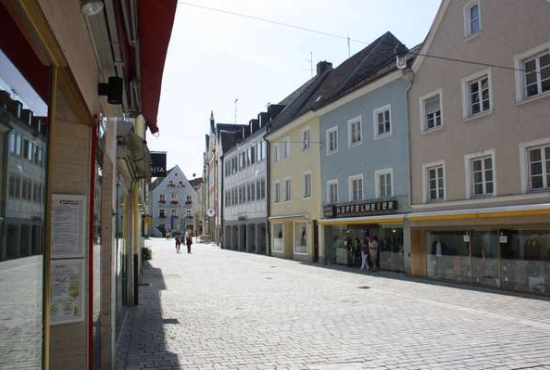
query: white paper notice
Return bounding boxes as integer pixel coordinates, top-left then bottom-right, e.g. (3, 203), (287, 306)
(50, 259), (84, 325)
(51, 194), (86, 258)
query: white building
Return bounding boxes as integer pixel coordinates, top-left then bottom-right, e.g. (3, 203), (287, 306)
(149, 165), (199, 236)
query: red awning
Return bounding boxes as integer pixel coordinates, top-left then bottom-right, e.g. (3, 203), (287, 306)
(138, 0), (177, 134)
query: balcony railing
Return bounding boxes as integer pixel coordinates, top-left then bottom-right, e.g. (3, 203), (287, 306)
(170, 200), (179, 205)
(159, 200), (166, 204)
(185, 200), (192, 205)
(159, 215), (167, 219)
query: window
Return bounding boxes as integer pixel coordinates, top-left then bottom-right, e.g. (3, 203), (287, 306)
(294, 221), (308, 255)
(261, 177), (266, 199)
(14, 174), (21, 198)
(464, 1), (480, 37)
(251, 181), (256, 201)
(420, 90), (443, 131)
(524, 52), (550, 98)
(373, 105), (392, 139)
(274, 180), (281, 203)
(424, 163), (445, 202)
(327, 179), (338, 204)
(9, 133), (16, 154)
(462, 69), (492, 119)
(272, 223), (284, 253)
(261, 140), (267, 160)
(375, 169), (393, 198)
(303, 172), (311, 198)
(348, 175), (363, 202)
(8, 173), (16, 198)
(159, 209), (165, 217)
(301, 127), (311, 151)
(471, 156), (494, 196)
(186, 210), (192, 217)
(528, 145), (550, 191)
(284, 178), (291, 202)
(256, 179), (261, 199)
(273, 143), (279, 163)
(171, 209), (177, 217)
(159, 194), (165, 202)
(326, 126), (338, 155)
(347, 116), (362, 147)
(283, 137), (291, 158)
(15, 133), (21, 156)
(23, 138), (30, 160)
(251, 146), (256, 164)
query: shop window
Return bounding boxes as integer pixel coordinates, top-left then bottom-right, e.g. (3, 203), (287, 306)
(272, 223), (284, 253)
(294, 221), (308, 255)
(427, 231), (471, 283)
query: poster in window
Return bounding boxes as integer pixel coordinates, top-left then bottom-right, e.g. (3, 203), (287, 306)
(50, 259), (85, 325)
(51, 194), (87, 258)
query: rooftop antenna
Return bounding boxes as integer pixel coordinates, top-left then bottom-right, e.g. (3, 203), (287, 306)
(302, 52), (313, 77)
(234, 98), (238, 124)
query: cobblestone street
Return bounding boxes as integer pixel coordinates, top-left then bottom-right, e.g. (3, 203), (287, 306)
(116, 238), (550, 370)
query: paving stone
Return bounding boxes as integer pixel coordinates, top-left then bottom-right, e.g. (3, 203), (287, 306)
(115, 238), (550, 370)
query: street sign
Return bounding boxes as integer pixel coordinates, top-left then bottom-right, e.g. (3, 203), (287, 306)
(150, 152), (167, 177)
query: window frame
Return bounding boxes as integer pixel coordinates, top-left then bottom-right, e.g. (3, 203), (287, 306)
(372, 104), (392, 140)
(461, 68), (493, 120)
(463, 0), (481, 38)
(464, 149), (496, 199)
(514, 41), (550, 102)
(419, 89), (444, 133)
(519, 137), (550, 193)
(326, 126), (338, 155)
(326, 179), (338, 204)
(347, 116), (362, 148)
(302, 171), (312, 199)
(422, 160), (446, 203)
(283, 137), (291, 158)
(283, 177), (292, 202)
(374, 168), (393, 198)
(274, 180), (281, 203)
(301, 126), (311, 151)
(348, 173), (364, 202)
(293, 221), (309, 255)
(273, 143), (280, 163)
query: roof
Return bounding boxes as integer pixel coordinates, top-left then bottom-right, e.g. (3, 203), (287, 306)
(267, 32), (406, 134)
(189, 177), (203, 190)
(150, 166), (176, 191)
(312, 31), (406, 110)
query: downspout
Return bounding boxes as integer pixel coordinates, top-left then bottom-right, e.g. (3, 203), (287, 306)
(264, 126), (271, 256)
(88, 117), (99, 370)
(404, 69), (414, 276)
(132, 182), (139, 305)
(220, 154), (224, 249)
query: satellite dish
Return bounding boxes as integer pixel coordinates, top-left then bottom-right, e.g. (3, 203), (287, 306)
(207, 209), (216, 217)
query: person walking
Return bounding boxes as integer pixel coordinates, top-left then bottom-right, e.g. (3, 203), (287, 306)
(175, 234), (182, 253)
(369, 235), (379, 272)
(360, 236), (370, 272)
(185, 231), (193, 254)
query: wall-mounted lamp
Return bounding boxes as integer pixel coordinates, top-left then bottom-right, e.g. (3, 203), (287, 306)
(81, 0), (104, 16)
(98, 76), (123, 105)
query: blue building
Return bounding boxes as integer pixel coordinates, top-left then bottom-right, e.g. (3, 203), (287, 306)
(315, 32), (416, 274)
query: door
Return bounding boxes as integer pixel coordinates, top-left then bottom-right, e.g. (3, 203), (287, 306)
(313, 221), (319, 263)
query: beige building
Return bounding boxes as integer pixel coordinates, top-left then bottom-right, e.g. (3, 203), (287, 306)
(408, 0), (550, 295)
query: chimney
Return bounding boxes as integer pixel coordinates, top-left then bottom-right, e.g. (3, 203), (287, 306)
(249, 119), (259, 134)
(316, 61), (333, 76)
(267, 104), (285, 120)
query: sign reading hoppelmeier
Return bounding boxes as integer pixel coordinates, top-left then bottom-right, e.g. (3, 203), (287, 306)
(324, 200), (398, 218)
(150, 152), (167, 177)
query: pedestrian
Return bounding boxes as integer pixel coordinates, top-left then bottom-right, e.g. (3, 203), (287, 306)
(346, 236), (353, 267)
(185, 231), (193, 254)
(369, 235), (379, 272)
(360, 236), (370, 272)
(175, 234), (182, 253)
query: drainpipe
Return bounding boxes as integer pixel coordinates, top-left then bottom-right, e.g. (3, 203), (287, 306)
(220, 154), (224, 249)
(404, 69), (415, 276)
(263, 127), (271, 256)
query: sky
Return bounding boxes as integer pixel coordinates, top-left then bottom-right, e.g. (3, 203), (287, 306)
(149, 0), (442, 180)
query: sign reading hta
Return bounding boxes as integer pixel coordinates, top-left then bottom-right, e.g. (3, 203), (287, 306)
(323, 200), (398, 219)
(150, 152), (167, 177)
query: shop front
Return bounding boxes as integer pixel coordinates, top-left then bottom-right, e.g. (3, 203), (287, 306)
(410, 205), (550, 296)
(269, 215), (318, 262)
(320, 199), (407, 272)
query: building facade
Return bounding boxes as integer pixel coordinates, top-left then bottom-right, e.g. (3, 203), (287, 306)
(149, 166), (199, 236)
(408, 0), (550, 295)
(223, 120), (269, 254)
(317, 32), (413, 273)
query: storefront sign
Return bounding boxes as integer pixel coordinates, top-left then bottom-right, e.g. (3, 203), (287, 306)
(50, 259), (85, 325)
(323, 200), (398, 219)
(150, 152), (167, 177)
(51, 194), (86, 258)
